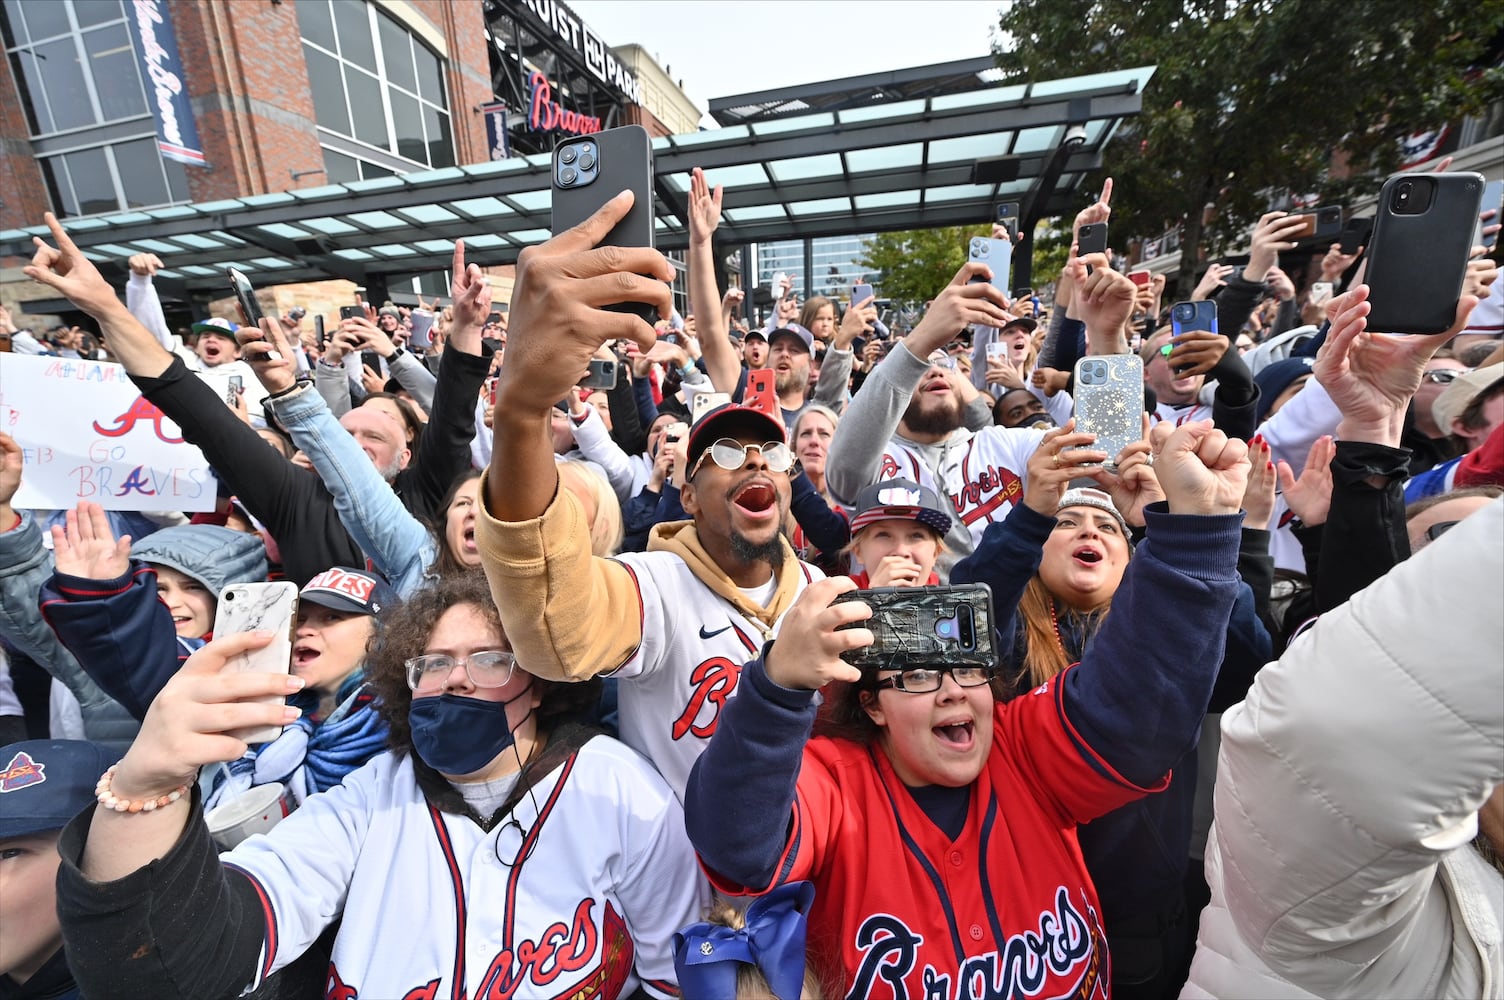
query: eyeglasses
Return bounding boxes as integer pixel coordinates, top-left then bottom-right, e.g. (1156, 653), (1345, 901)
(1422, 369), (1465, 384)
(689, 438), (795, 478)
(405, 649), (518, 692)
(928, 355), (958, 370)
(873, 665), (996, 693)
(1159, 343), (1175, 357)
(1425, 519), (1460, 542)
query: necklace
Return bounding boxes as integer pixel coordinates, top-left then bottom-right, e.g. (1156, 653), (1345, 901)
(1048, 597), (1070, 659)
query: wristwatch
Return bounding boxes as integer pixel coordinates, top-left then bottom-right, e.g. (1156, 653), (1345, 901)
(388, 346), (407, 363)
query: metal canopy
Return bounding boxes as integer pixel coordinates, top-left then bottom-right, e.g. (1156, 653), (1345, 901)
(0, 64), (1153, 295)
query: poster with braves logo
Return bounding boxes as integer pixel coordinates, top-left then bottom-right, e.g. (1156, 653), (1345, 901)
(0, 353), (215, 512)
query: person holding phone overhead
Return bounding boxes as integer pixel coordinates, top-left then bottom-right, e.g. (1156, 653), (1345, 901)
(685, 418), (1252, 1000)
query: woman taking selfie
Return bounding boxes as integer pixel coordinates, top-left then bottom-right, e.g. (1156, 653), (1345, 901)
(53, 573), (704, 1000)
(686, 420), (1250, 998)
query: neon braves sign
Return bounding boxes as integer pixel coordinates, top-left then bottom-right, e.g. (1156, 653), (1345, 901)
(527, 71), (602, 135)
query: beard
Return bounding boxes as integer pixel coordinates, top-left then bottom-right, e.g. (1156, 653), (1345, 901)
(730, 529), (786, 572)
(775, 365), (808, 396)
(902, 391), (964, 437)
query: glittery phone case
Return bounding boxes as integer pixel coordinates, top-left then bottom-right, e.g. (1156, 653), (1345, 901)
(835, 584), (996, 671)
(1069, 354), (1144, 470)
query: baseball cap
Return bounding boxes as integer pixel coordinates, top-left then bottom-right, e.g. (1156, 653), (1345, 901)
(686, 402), (787, 469)
(299, 566), (398, 619)
(1056, 487), (1128, 535)
(768, 324), (814, 354)
(1000, 316), (1039, 334)
(743, 329), (768, 343)
(1433, 362), (1504, 436)
(850, 479), (954, 536)
(191, 316), (239, 339)
(0, 740), (114, 838)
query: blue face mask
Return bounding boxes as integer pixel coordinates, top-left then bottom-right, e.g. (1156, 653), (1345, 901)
(408, 686), (532, 776)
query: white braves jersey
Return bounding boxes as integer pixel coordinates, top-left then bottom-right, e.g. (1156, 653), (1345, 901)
(1153, 399), (1211, 426)
(611, 549), (822, 800)
(223, 742), (706, 1000)
(877, 425), (1048, 558)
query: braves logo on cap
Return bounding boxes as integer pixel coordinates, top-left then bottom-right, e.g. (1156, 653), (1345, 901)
(0, 751), (46, 793)
(305, 568), (377, 608)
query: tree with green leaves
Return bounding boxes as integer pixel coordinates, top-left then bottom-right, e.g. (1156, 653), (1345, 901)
(860, 225), (991, 306)
(995, 0), (1504, 291)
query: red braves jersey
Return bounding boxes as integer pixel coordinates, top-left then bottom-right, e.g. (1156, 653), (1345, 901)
(710, 671), (1164, 1000)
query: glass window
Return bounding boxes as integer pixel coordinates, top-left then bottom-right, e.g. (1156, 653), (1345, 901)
(323, 148), (360, 184)
(18, 0), (66, 39)
(301, 0), (452, 170)
(114, 137), (171, 208)
(11, 47), (52, 133)
(35, 35), (92, 131)
(331, 0), (375, 68)
(39, 156), (76, 216)
(304, 43), (351, 134)
(66, 146), (117, 215)
(86, 22), (145, 121)
(2, 0), (27, 46)
(72, 0), (119, 29)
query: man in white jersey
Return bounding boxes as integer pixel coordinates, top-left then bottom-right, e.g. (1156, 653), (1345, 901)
(825, 252), (1139, 578)
(475, 193), (821, 799)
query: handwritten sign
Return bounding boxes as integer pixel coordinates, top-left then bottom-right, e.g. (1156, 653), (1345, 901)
(0, 354), (216, 512)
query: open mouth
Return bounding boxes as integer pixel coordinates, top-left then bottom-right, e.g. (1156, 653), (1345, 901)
(934, 720), (975, 748)
(171, 614), (193, 630)
(733, 481), (777, 516)
(292, 646), (320, 669)
(462, 527), (476, 550)
(1072, 546), (1103, 565)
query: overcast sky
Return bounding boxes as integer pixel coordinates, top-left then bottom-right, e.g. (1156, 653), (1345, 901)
(569, 1), (1005, 127)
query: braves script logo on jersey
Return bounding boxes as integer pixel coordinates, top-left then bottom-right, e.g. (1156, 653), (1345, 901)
(874, 455), (1023, 527)
(325, 899), (633, 1000)
(845, 888), (1107, 1000)
(0, 750), (45, 792)
(671, 657), (741, 741)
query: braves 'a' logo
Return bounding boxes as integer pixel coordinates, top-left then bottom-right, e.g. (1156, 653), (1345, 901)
(0, 751), (45, 793)
(878, 454), (901, 481)
(92, 396), (184, 443)
(844, 887), (1106, 1000)
(671, 657), (741, 740)
(954, 464), (1022, 526)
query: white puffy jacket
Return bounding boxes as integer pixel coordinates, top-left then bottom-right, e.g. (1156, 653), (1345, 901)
(1183, 499), (1504, 999)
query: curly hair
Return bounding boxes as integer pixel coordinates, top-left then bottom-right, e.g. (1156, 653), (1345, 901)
(368, 571), (601, 755)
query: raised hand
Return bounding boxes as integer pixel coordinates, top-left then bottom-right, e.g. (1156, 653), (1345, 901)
(1264, 266), (1296, 302)
(1191, 263), (1234, 302)
(1022, 421), (1107, 516)
(0, 432), (25, 524)
(763, 576), (870, 691)
(906, 263), (1011, 356)
(107, 632), (305, 805)
(1149, 419), (1250, 517)
(984, 352), (1027, 390)
(499, 190), (673, 415)
(51, 502), (132, 581)
(1071, 253), (1136, 348)
(449, 240), (492, 331)
(1240, 436), (1277, 530)
(1277, 434), (1336, 526)
(360, 364), (385, 395)
(1320, 242), (1362, 282)
(836, 297), (877, 349)
(236, 318), (298, 394)
(866, 554), (928, 589)
(128, 253), (164, 277)
(1031, 366), (1070, 397)
(1072, 177), (1113, 240)
(688, 168), (724, 247)
(1166, 329), (1232, 379)
(1244, 212), (1309, 283)
(22, 213), (122, 317)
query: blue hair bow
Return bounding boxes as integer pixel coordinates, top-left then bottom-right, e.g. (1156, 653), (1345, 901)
(673, 882), (815, 1000)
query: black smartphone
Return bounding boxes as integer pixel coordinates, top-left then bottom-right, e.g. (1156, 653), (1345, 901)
(552, 125), (656, 324)
(486, 311), (502, 326)
(1076, 222), (1109, 256)
(1289, 205), (1343, 240)
(834, 584), (996, 671)
(361, 350), (382, 375)
(226, 267), (265, 328)
(1338, 216), (1372, 255)
(579, 357), (618, 390)
(338, 305), (362, 321)
(1365, 172), (1486, 335)
(995, 201), (1020, 239)
(314, 314), (326, 350)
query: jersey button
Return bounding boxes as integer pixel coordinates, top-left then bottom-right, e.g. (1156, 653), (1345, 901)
(969, 924), (984, 941)
(949, 850), (963, 867)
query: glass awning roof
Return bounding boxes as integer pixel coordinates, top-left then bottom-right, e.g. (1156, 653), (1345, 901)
(0, 64), (1154, 294)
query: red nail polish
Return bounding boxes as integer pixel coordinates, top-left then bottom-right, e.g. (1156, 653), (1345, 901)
(1267, 461), (1274, 470)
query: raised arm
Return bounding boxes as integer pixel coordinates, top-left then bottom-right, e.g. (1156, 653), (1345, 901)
(687, 168), (741, 395)
(123, 254), (177, 354)
(478, 192), (674, 681)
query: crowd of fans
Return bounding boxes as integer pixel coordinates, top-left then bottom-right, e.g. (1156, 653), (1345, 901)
(0, 156), (1500, 1000)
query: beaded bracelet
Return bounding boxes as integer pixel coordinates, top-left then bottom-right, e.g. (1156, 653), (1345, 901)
(95, 764), (191, 814)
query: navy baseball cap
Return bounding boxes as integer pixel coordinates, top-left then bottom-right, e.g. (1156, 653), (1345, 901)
(850, 479), (954, 537)
(686, 402), (787, 470)
(0, 740), (114, 838)
(299, 567), (398, 619)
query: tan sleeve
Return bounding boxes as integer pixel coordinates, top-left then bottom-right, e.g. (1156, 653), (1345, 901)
(474, 468), (643, 680)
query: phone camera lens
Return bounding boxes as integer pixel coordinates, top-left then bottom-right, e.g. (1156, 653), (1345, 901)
(579, 152), (596, 170)
(559, 166), (577, 185)
(559, 146), (577, 165)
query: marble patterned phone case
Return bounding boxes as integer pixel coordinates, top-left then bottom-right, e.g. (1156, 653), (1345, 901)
(212, 582), (298, 744)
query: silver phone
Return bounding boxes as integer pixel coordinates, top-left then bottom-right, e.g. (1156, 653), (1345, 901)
(212, 582), (298, 744)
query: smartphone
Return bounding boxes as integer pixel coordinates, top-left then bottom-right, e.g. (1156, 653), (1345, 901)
(338, 305), (362, 321)
(361, 349), (383, 376)
(1365, 172), (1486, 335)
(579, 357), (618, 390)
(1069, 355), (1144, 469)
(1479, 179), (1503, 251)
(314, 314), (326, 350)
(552, 125), (656, 324)
(966, 236), (1013, 298)
(833, 584), (996, 671)
(212, 581), (298, 745)
(1308, 281), (1334, 307)
(689, 393), (729, 425)
(225, 374), (243, 406)
(1170, 300), (1219, 337)
(986, 341), (1008, 360)
(742, 368), (778, 424)
(225, 268), (280, 362)
(996, 201), (1020, 239)
(851, 284), (875, 307)
(353, 286), (366, 305)
(485, 376), (498, 406)
(1338, 216), (1372, 255)
(486, 311), (502, 326)
(664, 420), (689, 445)
(1289, 206), (1343, 240)
(1128, 269), (1152, 288)
(1076, 222), (1109, 256)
